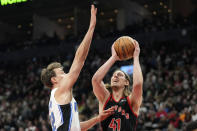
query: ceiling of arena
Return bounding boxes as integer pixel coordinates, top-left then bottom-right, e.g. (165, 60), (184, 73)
(0, 0), (172, 25)
(0, 0), (196, 35)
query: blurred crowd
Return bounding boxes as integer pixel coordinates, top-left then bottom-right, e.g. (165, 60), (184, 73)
(0, 10), (197, 131)
(137, 41), (197, 131)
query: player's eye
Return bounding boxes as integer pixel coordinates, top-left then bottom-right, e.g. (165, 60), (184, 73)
(117, 73), (123, 77)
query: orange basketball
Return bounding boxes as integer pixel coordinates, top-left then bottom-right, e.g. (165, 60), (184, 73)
(114, 36), (135, 60)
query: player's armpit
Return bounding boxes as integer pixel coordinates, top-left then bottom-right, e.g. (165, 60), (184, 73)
(129, 86), (143, 116)
(92, 79), (110, 103)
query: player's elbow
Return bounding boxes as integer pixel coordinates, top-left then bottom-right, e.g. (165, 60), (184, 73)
(92, 78), (98, 90)
(134, 77), (143, 86)
(92, 75), (100, 85)
(75, 49), (87, 62)
(133, 82), (143, 89)
(91, 77), (101, 91)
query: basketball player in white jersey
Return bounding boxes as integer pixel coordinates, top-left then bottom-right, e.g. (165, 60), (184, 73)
(41, 5), (114, 131)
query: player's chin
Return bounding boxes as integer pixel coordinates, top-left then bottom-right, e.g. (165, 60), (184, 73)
(111, 83), (116, 87)
(111, 84), (119, 89)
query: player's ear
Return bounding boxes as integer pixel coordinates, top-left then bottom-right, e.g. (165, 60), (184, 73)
(51, 77), (57, 84)
(125, 79), (129, 86)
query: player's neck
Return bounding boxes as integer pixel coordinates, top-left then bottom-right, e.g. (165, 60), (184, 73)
(112, 88), (124, 101)
(52, 85), (58, 90)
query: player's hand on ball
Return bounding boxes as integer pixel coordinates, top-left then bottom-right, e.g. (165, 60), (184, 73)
(89, 4), (97, 29)
(97, 107), (115, 122)
(133, 40), (140, 58)
(112, 43), (121, 61)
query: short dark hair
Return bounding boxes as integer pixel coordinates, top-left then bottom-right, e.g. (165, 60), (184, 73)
(40, 62), (63, 89)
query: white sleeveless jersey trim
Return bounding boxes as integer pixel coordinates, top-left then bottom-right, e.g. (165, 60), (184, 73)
(57, 104), (64, 124)
(68, 103), (73, 131)
(49, 88), (81, 131)
(69, 100), (80, 131)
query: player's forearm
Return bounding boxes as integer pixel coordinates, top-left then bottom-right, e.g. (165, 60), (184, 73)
(133, 57), (143, 93)
(92, 56), (116, 82)
(80, 116), (99, 131)
(75, 27), (95, 62)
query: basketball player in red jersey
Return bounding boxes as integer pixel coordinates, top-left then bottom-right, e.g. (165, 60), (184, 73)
(92, 40), (143, 131)
(41, 5), (114, 131)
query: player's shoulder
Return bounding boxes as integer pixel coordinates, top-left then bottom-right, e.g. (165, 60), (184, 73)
(55, 89), (73, 105)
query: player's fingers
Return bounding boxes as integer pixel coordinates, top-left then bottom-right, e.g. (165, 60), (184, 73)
(102, 107), (115, 115)
(133, 40), (139, 47)
(112, 43), (115, 48)
(104, 110), (115, 115)
(105, 108), (115, 112)
(102, 110), (113, 115)
(103, 112), (114, 117)
(107, 111), (115, 115)
(92, 4), (95, 9)
(91, 5), (94, 13)
(95, 8), (97, 15)
(103, 109), (112, 113)
(134, 40), (140, 51)
(108, 106), (115, 110)
(104, 110), (114, 114)
(105, 113), (111, 116)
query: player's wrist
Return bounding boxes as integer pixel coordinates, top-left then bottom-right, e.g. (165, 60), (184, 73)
(89, 24), (96, 30)
(96, 115), (100, 123)
(134, 56), (139, 60)
(111, 55), (118, 61)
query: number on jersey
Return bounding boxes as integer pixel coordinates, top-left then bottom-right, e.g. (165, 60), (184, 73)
(109, 118), (121, 131)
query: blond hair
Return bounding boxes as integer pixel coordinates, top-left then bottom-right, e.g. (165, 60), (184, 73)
(106, 70), (131, 97)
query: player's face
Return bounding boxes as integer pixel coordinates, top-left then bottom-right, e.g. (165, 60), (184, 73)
(111, 70), (128, 88)
(53, 68), (66, 84)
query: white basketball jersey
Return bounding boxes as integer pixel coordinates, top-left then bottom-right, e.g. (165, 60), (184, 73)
(49, 88), (81, 131)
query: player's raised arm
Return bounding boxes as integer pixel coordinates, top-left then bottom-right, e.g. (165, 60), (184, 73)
(92, 44), (120, 103)
(57, 5), (97, 93)
(129, 40), (143, 116)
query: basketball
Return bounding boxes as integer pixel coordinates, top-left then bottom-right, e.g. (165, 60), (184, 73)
(114, 36), (135, 60)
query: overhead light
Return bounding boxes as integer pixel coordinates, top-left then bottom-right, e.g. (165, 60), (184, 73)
(164, 5), (167, 9)
(168, 9), (172, 13)
(67, 25), (72, 29)
(29, 23), (33, 27)
(109, 18), (114, 22)
(70, 17), (74, 21)
(114, 9), (118, 14)
(17, 25), (22, 29)
(160, 2), (163, 6)
(144, 4), (148, 8)
(153, 11), (157, 15)
(58, 18), (62, 23)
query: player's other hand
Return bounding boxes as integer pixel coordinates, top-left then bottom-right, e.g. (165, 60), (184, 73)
(89, 4), (97, 29)
(133, 40), (140, 58)
(97, 106), (115, 122)
(111, 43), (121, 61)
